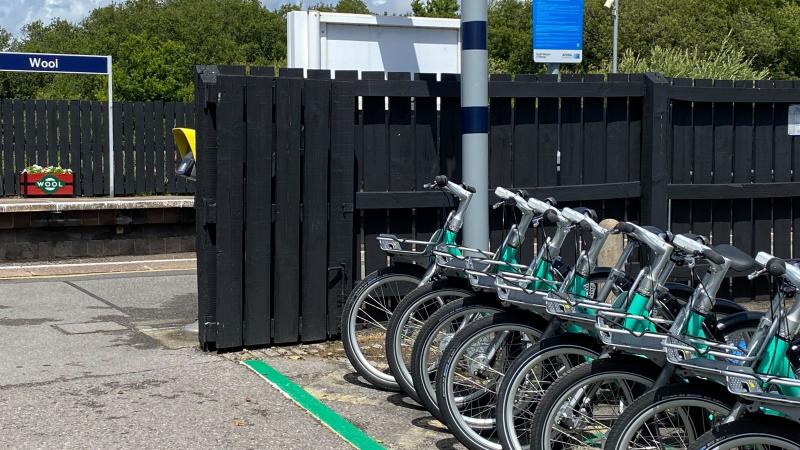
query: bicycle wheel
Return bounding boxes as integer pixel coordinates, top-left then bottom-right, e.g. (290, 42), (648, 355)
(340, 264), (426, 390)
(528, 355), (662, 450)
(436, 311), (548, 450)
(496, 335), (601, 450)
(410, 294), (504, 419)
(689, 418), (800, 450)
(385, 278), (473, 402)
(605, 382), (735, 450)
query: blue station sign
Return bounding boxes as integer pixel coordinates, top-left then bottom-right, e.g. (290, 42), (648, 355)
(0, 52), (109, 75)
(532, 0), (585, 64)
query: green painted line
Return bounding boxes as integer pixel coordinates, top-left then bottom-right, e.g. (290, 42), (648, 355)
(242, 359), (385, 450)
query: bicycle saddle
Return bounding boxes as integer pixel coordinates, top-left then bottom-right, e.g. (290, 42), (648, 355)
(643, 225), (671, 241)
(570, 207), (598, 222)
(713, 244), (757, 273)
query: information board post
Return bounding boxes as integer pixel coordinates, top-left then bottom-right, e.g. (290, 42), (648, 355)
(0, 52), (114, 197)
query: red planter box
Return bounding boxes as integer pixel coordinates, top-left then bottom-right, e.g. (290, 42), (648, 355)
(20, 172), (75, 197)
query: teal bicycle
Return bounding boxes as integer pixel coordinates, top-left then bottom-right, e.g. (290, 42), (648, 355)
(609, 252), (800, 450)
(526, 226), (761, 450)
(431, 204), (621, 450)
(385, 186), (552, 401)
(341, 175), (474, 390)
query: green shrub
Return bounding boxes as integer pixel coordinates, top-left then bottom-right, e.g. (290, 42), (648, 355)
(618, 35), (769, 80)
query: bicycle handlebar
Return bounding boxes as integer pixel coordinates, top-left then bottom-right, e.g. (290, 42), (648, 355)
(756, 252), (788, 278)
(494, 186), (533, 213)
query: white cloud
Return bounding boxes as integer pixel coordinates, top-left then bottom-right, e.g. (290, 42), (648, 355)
(0, 0), (413, 36)
(0, 0), (113, 35)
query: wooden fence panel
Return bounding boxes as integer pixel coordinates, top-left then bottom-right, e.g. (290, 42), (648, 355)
(361, 71), (389, 275)
(215, 75), (246, 349)
(328, 70), (358, 336)
(273, 70), (304, 344)
(241, 74), (274, 346)
(46, 102), (58, 166)
(153, 101), (165, 194)
(79, 102), (93, 196)
(712, 80), (734, 297)
(413, 73), (442, 246)
(691, 80), (713, 243)
(794, 80), (800, 260)
(302, 71), (332, 342)
(731, 80), (755, 301)
(489, 74), (513, 249)
(2, 101), (13, 194)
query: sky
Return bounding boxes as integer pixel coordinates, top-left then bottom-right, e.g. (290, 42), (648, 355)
(0, 0), (413, 36)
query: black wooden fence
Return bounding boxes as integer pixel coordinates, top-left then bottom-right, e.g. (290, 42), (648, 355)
(195, 65), (800, 349)
(0, 99), (195, 196)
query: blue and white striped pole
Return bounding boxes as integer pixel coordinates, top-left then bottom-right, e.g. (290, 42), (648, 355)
(460, 1), (490, 251)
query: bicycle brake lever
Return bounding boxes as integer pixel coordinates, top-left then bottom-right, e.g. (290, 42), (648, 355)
(748, 268), (767, 281)
(492, 201), (505, 210)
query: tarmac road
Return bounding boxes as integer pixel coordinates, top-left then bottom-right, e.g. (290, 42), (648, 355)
(0, 271), (351, 449)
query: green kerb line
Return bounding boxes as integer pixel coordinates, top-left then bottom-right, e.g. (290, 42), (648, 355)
(242, 359), (385, 450)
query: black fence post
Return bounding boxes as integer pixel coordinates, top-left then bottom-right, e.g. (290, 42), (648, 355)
(194, 65), (220, 349)
(641, 73), (670, 229)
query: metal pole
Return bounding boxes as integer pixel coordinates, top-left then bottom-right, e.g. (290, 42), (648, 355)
(611, 0), (620, 73)
(460, 1), (490, 251)
(107, 55), (114, 197)
(547, 63), (560, 76)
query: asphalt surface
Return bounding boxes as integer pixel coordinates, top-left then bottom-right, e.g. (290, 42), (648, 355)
(0, 271), (351, 449)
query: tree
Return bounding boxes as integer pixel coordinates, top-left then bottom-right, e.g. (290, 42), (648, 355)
(312, 0), (371, 14)
(1, 0), (288, 101)
(411, 0), (459, 18)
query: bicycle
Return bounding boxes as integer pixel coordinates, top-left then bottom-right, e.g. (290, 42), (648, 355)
(603, 244), (778, 450)
(431, 205), (619, 450)
(686, 253), (800, 450)
(404, 196), (587, 422)
(527, 226), (762, 450)
(341, 175), (474, 390)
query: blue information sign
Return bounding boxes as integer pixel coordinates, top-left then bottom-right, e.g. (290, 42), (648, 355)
(532, 0), (584, 64)
(0, 52), (109, 75)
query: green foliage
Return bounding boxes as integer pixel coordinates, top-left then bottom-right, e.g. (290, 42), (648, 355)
(2, 0), (798, 101)
(619, 38), (770, 80)
(411, 0), (459, 18)
(1, 0), (289, 101)
(311, 0), (371, 14)
(23, 164), (73, 174)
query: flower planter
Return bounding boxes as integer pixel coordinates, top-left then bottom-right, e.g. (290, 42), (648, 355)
(20, 172), (75, 197)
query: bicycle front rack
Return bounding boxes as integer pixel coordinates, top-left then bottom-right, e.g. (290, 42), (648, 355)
(726, 366), (800, 407)
(545, 291), (619, 325)
(595, 309), (674, 354)
(377, 234), (439, 257)
(663, 334), (753, 376)
(432, 244), (495, 273)
(494, 271), (557, 309)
